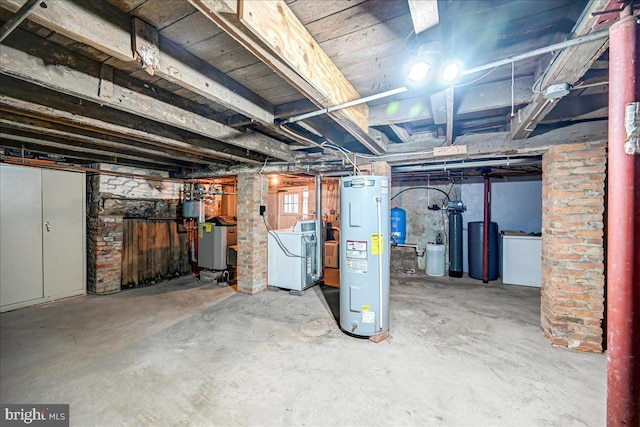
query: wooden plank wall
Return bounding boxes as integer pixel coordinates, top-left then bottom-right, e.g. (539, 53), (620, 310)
(121, 219), (190, 287)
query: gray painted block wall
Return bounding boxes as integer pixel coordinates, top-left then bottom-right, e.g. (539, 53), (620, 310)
(461, 177), (542, 273)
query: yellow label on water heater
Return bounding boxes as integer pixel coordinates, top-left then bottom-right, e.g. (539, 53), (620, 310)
(371, 233), (383, 255)
(205, 223), (212, 233)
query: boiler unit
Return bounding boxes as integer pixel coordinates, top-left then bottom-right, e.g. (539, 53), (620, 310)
(268, 220), (320, 294)
(340, 175), (390, 337)
(198, 216), (237, 270)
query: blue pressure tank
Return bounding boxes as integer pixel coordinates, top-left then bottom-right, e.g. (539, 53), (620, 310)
(390, 207), (406, 244)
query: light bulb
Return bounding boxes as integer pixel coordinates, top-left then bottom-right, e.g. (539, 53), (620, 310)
(442, 61), (461, 83)
(407, 60), (431, 82)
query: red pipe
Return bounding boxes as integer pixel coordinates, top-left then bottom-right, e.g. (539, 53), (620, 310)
(482, 174), (490, 283)
(607, 9), (639, 426)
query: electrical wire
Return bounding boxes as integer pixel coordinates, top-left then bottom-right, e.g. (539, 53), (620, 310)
(262, 212), (303, 258)
(391, 186), (451, 202)
(279, 122), (362, 175)
(454, 66), (498, 88)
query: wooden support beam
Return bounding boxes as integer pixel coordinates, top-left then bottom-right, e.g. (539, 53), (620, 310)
(0, 138), (186, 170)
(446, 87), (454, 145)
(199, 0), (238, 14)
(384, 120), (608, 165)
(0, 114), (213, 166)
(510, 0), (610, 138)
(295, 120), (608, 166)
(408, 0), (439, 35)
(0, 0), (275, 127)
(189, 0), (385, 155)
(370, 76), (534, 126)
(0, 77), (265, 165)
(0, 131), (192, 168)
(0, 28), (295, 162)
(238, 0), (367, 132)
(388, 124), (411, 144)
(132, 17), (160, 76)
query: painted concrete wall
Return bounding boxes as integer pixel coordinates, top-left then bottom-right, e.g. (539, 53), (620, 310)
(461, 177), (542, 272)
(390, 180), (461, 248)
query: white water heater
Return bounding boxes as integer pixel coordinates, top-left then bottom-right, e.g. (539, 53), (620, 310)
(340, 175), (390, 337)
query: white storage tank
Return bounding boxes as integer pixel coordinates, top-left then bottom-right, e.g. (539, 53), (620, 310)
(340, 175), (390, 337)
(426, 243), (446, 276)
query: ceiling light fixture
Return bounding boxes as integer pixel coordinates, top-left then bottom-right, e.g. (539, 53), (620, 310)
(441, 60), (462, 83)
(407, 60), (431, 82)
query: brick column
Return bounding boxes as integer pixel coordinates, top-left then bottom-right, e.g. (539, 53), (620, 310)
(541, 142), (606, 352)
(369, 161), (391, 177)
(236, 173), (268, 294)
(87, 216), (123, 294)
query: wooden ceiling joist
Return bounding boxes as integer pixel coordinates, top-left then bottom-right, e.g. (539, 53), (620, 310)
(0, 27), (295, 162)
(0, 80), (267, 166)
(509, 0), (610, 139)
(0, 114), (214, 166)
(0, 0), (276, 127)
(369, 76), (534, 126)
(189, 0), (386, 155)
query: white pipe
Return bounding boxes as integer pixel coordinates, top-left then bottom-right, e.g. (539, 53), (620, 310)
(461, 30), (609, 76)
(375, 196), (383, 332)
(283, 87), (408, 124)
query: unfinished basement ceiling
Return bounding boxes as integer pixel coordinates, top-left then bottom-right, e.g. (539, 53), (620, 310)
(0, 0), (615, 177)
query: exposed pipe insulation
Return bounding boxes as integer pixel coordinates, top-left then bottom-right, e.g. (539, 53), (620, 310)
(606, 9), (640, 427)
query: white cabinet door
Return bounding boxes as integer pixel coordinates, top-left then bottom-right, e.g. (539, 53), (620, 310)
(42, 169), (85, 298)
(0, 164), (44, 306)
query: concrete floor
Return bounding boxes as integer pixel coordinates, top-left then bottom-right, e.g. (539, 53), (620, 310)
(1, 273), (605, 426)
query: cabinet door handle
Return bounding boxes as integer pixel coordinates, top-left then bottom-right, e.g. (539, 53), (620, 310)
(45, 222), (51, 232)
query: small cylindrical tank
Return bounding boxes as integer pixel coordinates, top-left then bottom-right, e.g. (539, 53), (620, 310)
(426, 243), (446, 276)
(183, 200), (201, 219)
(340, 175), (390, 337)
(468, 221), (499, 280)
(448, 212), (463, 277)
(390, 207), (406, 244)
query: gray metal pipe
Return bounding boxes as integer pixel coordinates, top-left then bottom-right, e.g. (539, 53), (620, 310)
(283, 87), (408, 124)
(0, 0), (42, 43)
(392, 157), (540, 173)
(461, 30), (609, 76)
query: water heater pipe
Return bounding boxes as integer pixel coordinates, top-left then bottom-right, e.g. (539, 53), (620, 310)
(376, 196), (384, 332)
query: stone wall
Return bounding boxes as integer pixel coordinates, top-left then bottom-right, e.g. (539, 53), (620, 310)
(541, 142), (606, 352)
(87, 164), (185, 294)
